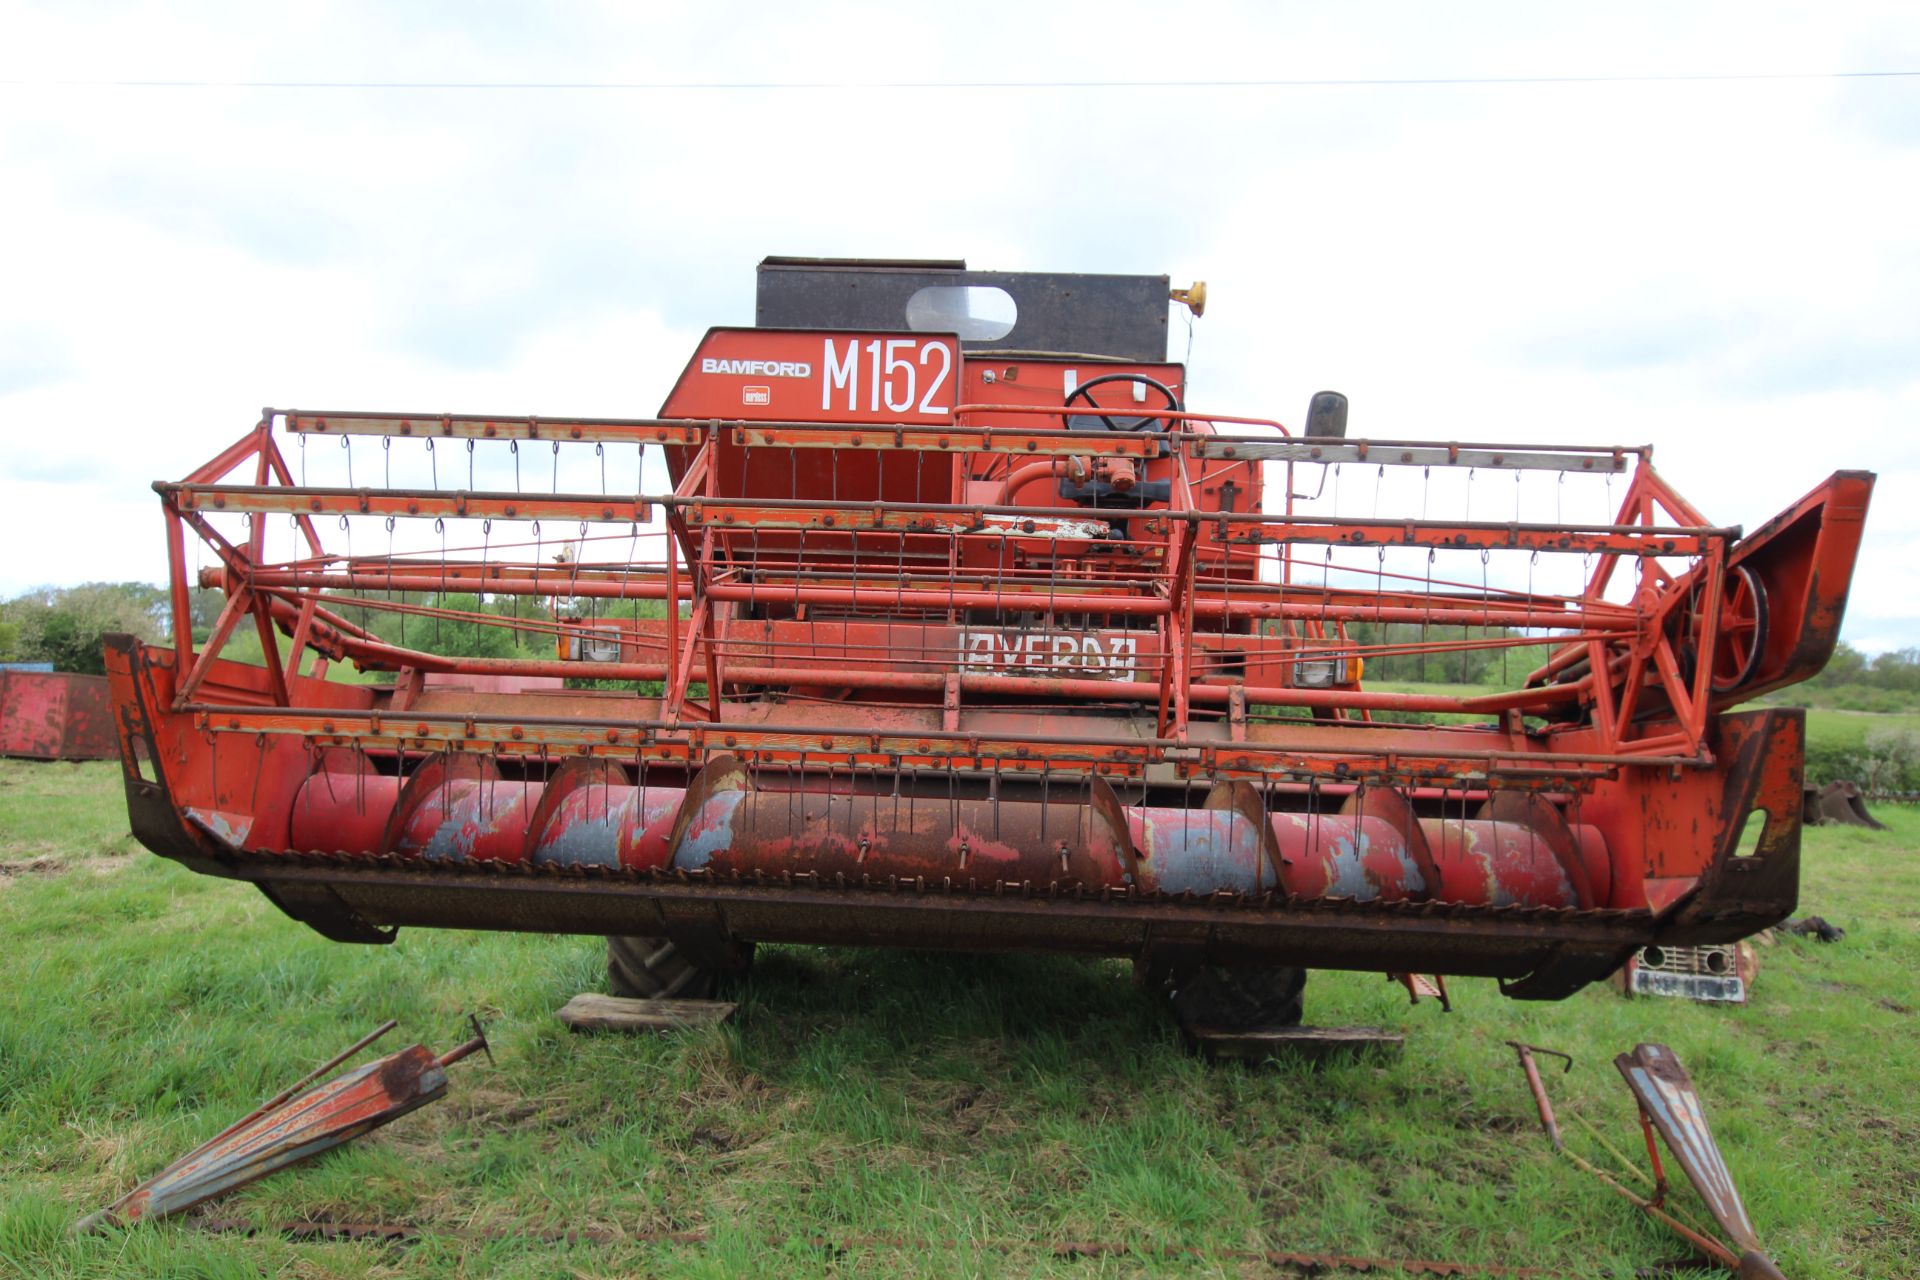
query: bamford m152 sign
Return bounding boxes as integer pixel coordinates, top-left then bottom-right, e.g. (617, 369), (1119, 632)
(666, 328), (961, 424)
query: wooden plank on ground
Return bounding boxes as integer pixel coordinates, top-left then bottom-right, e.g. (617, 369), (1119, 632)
(556, 993), (737, 1034)
(1185, 1024), (1404, 1063)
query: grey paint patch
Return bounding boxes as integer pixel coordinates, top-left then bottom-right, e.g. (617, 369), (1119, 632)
(671, 790), (745, 871)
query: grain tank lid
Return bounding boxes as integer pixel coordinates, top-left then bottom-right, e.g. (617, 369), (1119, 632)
(754, 256), (1171, 363)
(759, 256), (969, 272)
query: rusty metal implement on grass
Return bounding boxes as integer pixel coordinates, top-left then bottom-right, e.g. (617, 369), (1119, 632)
(77, 1017), (490, 1232)
(1508, 1040), (1784, 1279)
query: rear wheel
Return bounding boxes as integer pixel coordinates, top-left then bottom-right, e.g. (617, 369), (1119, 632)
(606, 934), (753, 1000)
(1167, 964), (1306, 1032)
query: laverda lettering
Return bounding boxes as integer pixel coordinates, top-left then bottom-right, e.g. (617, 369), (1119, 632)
(701, 358), (812, 377)
(960, 630), (1140, 679)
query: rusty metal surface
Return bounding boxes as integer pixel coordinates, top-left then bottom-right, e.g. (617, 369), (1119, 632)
(1508, 1042), (1753, 1275)
(213, 847), (1651, 992)
(1660, 710), (1805, 942)
(380, 752), (537, 863)
(0, 670), (115, 760)
(102, 632), (1791, 996)
(81, 1020), (489, 1231)
(1717, 469), (1873, 707)
(1626, 942), (1756, 1004)
(1802, 778), (1885, 829)
(1615, 1043), (1780, 1278)
(286, 751), (1598, 910)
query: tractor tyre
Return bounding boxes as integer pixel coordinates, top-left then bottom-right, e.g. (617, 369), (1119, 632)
(606, 934), (753, 1001)
(1168, 964), (1306, 1032)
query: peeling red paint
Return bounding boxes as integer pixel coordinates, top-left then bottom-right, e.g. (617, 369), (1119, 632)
(0, 671), (115, 760)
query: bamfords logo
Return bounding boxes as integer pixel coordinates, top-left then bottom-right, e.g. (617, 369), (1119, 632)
(701, 358), (812, 377)
(960, 630), (1140, 679)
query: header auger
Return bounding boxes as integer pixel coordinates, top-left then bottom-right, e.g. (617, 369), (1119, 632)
(105, 257), (1873, 1030)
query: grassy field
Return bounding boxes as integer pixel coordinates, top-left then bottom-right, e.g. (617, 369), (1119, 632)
(1793, 707), (1920, 751)
(2, 758), (1917, 1279)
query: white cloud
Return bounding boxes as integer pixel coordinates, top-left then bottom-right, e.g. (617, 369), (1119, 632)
(0, 0), (1914, 649)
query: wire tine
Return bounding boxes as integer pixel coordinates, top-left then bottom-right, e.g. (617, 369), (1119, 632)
(1307, 774), (1321, 874)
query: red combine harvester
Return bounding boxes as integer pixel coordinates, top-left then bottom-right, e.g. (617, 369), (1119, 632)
(106, 258), (1872, 1029)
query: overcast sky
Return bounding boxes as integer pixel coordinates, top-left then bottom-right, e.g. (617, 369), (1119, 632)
(3, 2), (1916, 650)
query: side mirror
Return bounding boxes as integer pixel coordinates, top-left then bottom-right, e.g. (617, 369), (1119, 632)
(1304, 391), (1348, 439)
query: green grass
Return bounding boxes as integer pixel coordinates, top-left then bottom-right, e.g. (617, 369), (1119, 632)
(3, 761), (1918, 1277)
(1360, 680), (1502, 701)
(1794, 707), (1920, 752)
(1772, 682), (1920, 715)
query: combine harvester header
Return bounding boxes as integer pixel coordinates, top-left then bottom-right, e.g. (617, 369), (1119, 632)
(105, 257), (1873, 1028)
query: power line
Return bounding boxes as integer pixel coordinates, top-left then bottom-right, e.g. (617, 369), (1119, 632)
(1, 70), (1917, 91)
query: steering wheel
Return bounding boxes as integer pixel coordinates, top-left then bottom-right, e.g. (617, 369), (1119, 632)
(1064, 373), (1182, 433)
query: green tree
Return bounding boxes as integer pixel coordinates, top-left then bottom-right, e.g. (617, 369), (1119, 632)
(1814, 642), (1867, 686)
(408, 592), (523, 660)
(1, 583), (167, 674)
(1868, 648), (1920, 693)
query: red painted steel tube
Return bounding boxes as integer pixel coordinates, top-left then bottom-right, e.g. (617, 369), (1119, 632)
(221, 556), (1645, 623)
(165, 507), (196, 665)
(384, 755), (540, 864)
(232, 585), (1585, 714)
(287, 410), (704, 445)
(290, 408), (1593, 463)
(236, 587), (1584, 714)
(524, 763), (681, 871)
(289, 768), (399, 853)
(238, 568), (1174, 617)
(287, 758), (1597, 909)
(1423, 818), (1590, 909)
(1127, 808), (1590, 906)
(165, 481), (1730, 544)
(180, 422), (272, 486)
(228, 567), (1638, 634)
(1509, 1043), (1567, 1150)
(292, 760), (684, 870)
(953, 403), (1297, 436)
(671, 789), (1138, 888)
(187, 697), (1702, 773)
(169, 482), (653, 526)
(276, 649), (1559, 715)
(993, 457), (1070, 504)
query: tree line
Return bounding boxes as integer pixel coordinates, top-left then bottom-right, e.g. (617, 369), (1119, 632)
(0, 583), (169, 674)
(1333, 620), (1555, 688)
(0, 581), (657, 677)
(7, 581), (1916, 700)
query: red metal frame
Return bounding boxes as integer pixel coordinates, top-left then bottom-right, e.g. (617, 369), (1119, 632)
(153, 408), (1760, 756)
(102, 331), (1874, 996)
